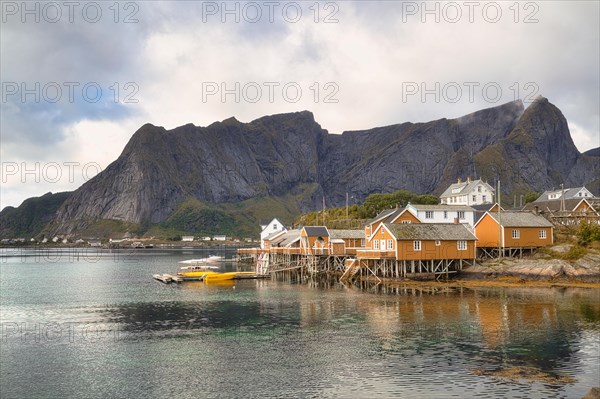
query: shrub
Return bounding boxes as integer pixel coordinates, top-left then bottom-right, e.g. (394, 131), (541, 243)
(577, 222), (600, 246)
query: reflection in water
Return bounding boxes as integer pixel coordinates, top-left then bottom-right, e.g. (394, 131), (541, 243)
(1, 255), (598, 398)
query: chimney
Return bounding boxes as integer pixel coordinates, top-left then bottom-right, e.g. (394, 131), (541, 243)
(457, 177), (462, 184)
(534, 205), (539, 216)
(467, 176), (471, 183)
(453, 217), (459, 224)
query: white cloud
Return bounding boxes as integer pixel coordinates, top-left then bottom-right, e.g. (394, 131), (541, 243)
(1, 0), (599, 209)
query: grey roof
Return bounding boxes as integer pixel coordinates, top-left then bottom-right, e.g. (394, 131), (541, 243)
(270, 229), (301, 247)
(366, 208), (397, 225)
(264, 230), (286, 241)
(485, 212), (554, 227)
(328, 229), (365, 239)
(408, 204), (475, 211)
(440, 179), (494, 198)
(534, 187), (594, 202)
(522, 199), (596, 213)
(384, 223), (477, 241)
(303, 226), (329, 237)
(470, 204), (501, 211)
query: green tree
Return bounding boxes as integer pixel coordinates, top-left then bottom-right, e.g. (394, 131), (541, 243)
(524, 192), (539, 204)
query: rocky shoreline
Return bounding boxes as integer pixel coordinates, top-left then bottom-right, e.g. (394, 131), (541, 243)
(460, 252), (600, 284)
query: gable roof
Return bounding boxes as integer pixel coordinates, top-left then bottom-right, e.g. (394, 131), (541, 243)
(302, 226), (329, 237)
(270, 229), (301, 247)
(264, 230), (286, 241)
(534, 187), (594, 202)
(387, 207), (420, 223)
(479, 211), (554, 228)
(523, 198), (597, 214)
(383, 223), (477, 241)
(328, 229), (365, 239)
(260, 217), (284, 231)
(407, 204), (475, 211)
(440, 179), (494, 198)
(366, 208), (398, 225)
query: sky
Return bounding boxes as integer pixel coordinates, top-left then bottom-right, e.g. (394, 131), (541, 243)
(1, 0), (599, 210)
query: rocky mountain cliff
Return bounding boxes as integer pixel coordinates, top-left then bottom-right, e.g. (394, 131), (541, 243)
(2, 96), (599, 237)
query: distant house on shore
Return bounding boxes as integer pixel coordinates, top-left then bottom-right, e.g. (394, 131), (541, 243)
(440, 177), (495, 206)
(181, 236), (194, 242)
(212, 235), (226, 241)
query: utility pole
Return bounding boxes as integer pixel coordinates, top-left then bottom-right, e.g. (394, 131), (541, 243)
(560, 183), (565, 212)
(497, 180), (502, 259)
(346, 192), (349, 220)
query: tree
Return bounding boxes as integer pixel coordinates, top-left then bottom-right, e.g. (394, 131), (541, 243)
(524, 192), (539, 204)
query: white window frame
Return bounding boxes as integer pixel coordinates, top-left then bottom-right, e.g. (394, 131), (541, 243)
(387, 239), (393, 250)
(374, 240), (379, 249)
(482, 195), (487, 202)
(443, 211), (448, 219)
(458, 211), (465, 219)
(402, 220), (411, 224)
(413, 241), (421, 251)
(425, 211), (433, 219)
(472, 195), (477, 202)
(457, 241), (467, 251)
(539, 230), (547, 239)
(512, 229), (520, 239)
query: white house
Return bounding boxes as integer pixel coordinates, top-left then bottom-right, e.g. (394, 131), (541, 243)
(260, 218), (287, 249)
(181, 236), (194, 242)
(440, 178), (495, 206)
(534, 186), (595, 202)
(404, 203), (477, 227)
(213, 235), (227, 241)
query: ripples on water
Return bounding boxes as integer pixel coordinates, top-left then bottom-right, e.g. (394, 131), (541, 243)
(1, 249), (599, 398)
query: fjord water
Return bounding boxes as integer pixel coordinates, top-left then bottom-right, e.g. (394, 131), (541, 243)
(1, 249), (598, 398)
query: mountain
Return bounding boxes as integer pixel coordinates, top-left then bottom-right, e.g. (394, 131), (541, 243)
(1, 96), (598, 238)
(0, 192), (70, 238)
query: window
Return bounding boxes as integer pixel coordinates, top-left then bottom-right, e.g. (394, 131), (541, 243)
(402, 220), (411, 224)
(472, 195), (477, 202)
(273, 223), (277, 230)
(478, 186), (482, 193)
(457, 241), (467, 250)
(380, 240), (386, 250)
(539, 230), (547, 239)
(435, 240), (441, 246)
(443, 211), (448, 219)
(512, 229), (520, 239)
(458, 211), (465, 219)
(361, 239), (365, 247)
(374, 240), (379, 249)
(425, 211), (433, 219)
(387, 239), (393, 250)
(482, 195), (487, 202)
(413, 241), (421, 251)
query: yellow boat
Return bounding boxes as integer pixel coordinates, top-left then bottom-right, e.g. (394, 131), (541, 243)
(178, 270), (221, 278)
(203, 272), (237, 283)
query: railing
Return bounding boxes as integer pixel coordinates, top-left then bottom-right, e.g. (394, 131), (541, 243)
(356, 249), (395, 259)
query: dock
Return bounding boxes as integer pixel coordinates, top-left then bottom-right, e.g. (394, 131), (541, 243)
(153, 272), (268, 284)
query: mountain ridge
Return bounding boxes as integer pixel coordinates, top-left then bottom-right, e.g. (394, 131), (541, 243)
(1, 97), (598, 238)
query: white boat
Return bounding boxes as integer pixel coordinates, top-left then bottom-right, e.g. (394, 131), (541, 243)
(178, 256), (223, 267)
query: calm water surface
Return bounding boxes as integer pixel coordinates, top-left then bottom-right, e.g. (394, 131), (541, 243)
(1, 248), (599, 398)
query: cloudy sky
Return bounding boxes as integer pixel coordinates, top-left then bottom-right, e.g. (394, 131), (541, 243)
(1, 1), (599, 209)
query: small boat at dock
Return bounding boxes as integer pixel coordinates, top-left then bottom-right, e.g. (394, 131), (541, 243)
(153, 274), (178, 284)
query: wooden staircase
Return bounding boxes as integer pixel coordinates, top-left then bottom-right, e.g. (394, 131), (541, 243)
(340, 259), (361, 282)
